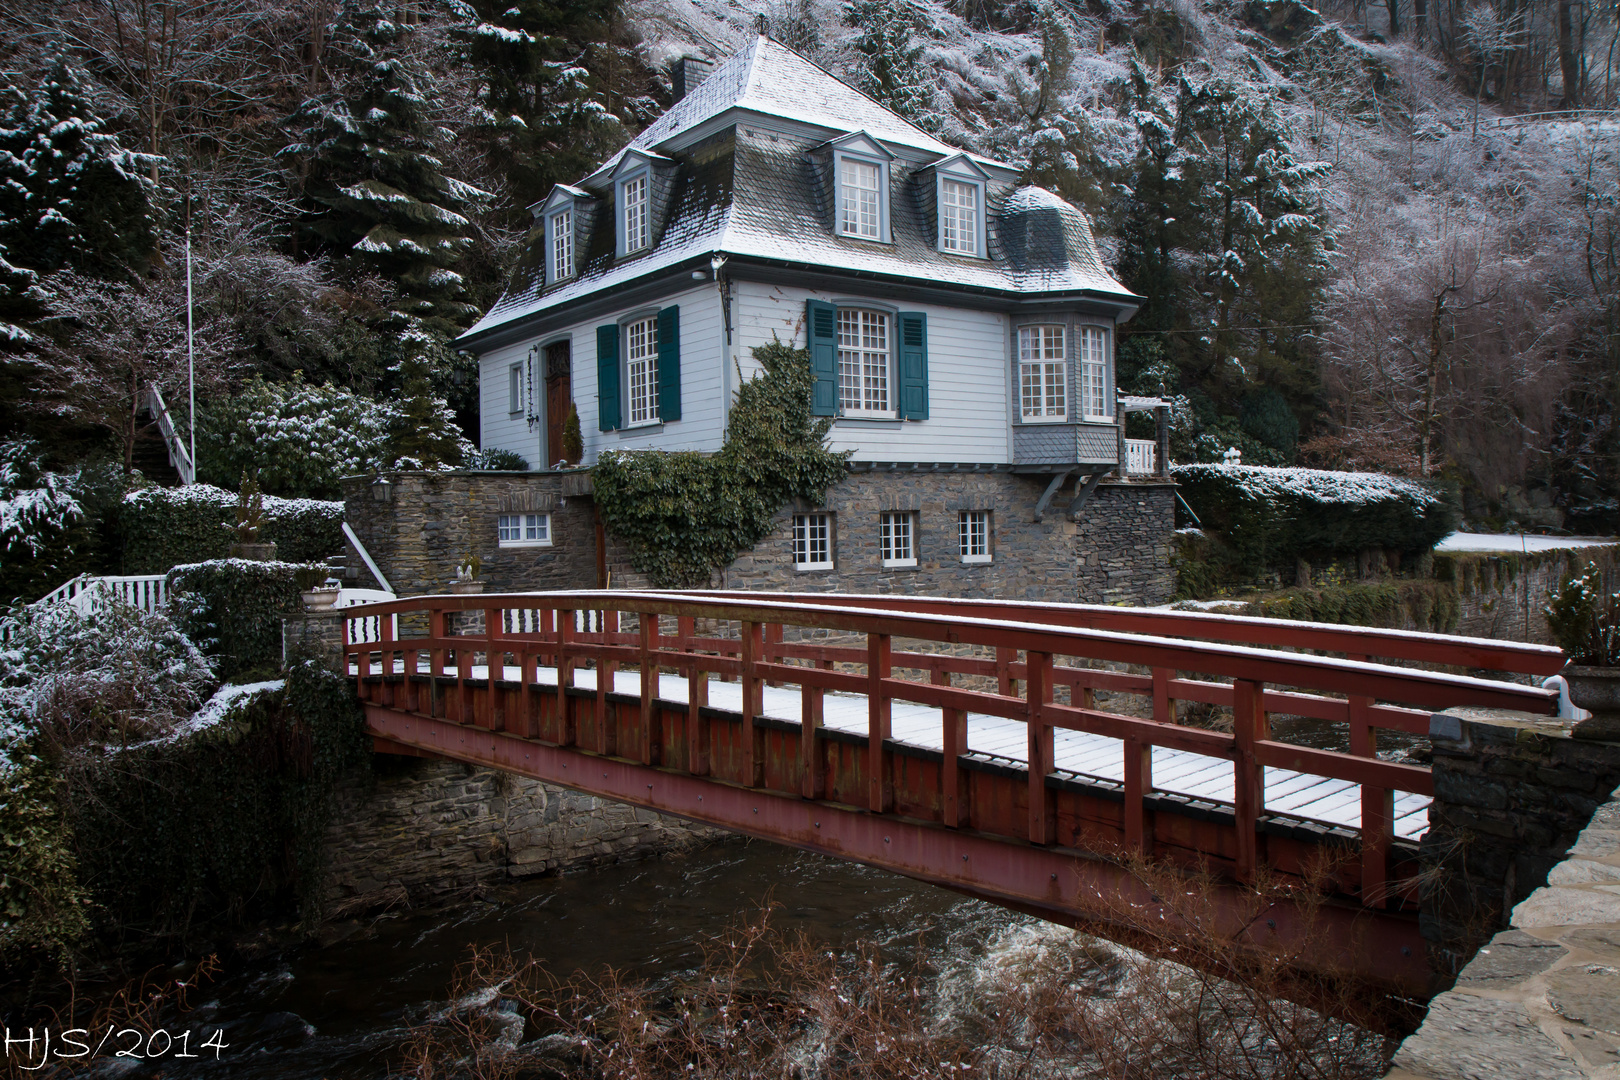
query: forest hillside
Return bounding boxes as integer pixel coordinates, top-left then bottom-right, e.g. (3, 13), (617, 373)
(0, 0), (1615, 600)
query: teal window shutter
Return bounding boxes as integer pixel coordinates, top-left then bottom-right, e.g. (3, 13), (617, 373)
(806, 299), (838, 416)
(897, 311), (928, 420)
(657, 305), (681, 422)
(596, 323), (621, 431)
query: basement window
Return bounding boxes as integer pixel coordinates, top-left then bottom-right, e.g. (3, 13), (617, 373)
(497, 513), (552, 548)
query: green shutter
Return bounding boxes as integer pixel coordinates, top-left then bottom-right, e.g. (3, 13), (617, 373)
(657, 305), (681, 422)
(806, 299), (838, 416)
(897, 311), (928, 420)
(596, 323), (621, 431)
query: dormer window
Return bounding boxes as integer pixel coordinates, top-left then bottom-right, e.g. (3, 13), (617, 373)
(826, 132), (893, 243)
(932, 155), (989, 258)
(620, 173), (649, 254)
(549, 208), (573, 281)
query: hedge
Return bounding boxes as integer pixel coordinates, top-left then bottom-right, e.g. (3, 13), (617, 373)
(119, 484), (344, 573)
(1172, 464), (1458, 577)
(166, 559), (325, 679)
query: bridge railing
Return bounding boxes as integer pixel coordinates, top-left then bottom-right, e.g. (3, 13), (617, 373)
(345, 590), (1559, 907)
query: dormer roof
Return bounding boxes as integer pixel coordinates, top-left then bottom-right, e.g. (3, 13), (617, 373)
(817, 131), (895, 160)
(535, 184), (590, 216)
(930, 152), (991, 180)
(610, 148), (673, 180)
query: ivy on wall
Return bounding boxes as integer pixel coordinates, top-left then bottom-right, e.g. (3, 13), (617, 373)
(167, 559), (327, 680)
(592, 342), (851, 587)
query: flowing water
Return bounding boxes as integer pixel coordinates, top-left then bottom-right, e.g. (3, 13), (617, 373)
(112, 841), (1012, 1078)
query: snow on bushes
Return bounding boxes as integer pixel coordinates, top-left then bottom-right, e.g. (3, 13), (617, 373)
(1172, 463), (1458, 576)
(166, 558), (326, 679)
(118, 484), (343, 572)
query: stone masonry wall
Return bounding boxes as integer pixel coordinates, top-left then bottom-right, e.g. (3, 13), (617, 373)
(1422, 710), (1620, 977)
(321, 757), (722, 914)
(1443, 547), (1619, 645)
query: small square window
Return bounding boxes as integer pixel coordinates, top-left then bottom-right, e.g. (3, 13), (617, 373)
(497, 513), (552, 547)
(959, 510), (991, 564)
(880, 512), (916, 568)
(508, 363), (522, 416)
(793, 513), (833, 570)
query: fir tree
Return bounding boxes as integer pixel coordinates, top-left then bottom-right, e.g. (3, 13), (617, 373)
(281, 0), (490, 334)
(844, 0), (941, 131)
(386, 326), (472, 469)
(0, 53), (158, 281)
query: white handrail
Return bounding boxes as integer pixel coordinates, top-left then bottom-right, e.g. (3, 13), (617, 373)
(146, 386), (196, 485)
(1124, 438), (1157, 475)
(341, 521), (393, 594)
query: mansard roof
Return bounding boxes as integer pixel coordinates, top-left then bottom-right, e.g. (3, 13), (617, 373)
(460, 38), (1138, 345)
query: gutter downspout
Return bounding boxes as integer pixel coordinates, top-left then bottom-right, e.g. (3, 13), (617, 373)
(714, 253), (732, 433)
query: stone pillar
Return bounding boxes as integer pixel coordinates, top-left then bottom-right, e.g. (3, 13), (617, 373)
(283, 609), (346, 673)
(1154, 404), (1171, 477)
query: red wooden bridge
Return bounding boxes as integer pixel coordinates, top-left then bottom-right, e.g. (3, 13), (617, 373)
(347, 590), (1563, 998)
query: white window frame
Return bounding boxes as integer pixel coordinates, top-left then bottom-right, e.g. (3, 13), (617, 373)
(835, 152), (888, 242)
(792, 513), (833, 570)
(879, 511), (917, 568)
(618, 171), (649, 255)
(549, 208), (573, 281)
(958, 510), (991, 564)
(938, 177), (984, 257)
(508, 362), (523, 416)
(497, 513), (553, 548)
(1079, 325), (1111, 422)
(624, 315), (659, 427)
(836, 307), (893, 418)
(1018, 324), (1068, 423)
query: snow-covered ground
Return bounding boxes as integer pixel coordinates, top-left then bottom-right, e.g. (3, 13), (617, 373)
(1435, 533), (1620, 554)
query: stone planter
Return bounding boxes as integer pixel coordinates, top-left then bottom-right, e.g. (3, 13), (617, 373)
(301, 587), (340, 611)
(230, 541), (278, 561)
(448, 579), (485, 596)
(1565, 665), (1620, 741)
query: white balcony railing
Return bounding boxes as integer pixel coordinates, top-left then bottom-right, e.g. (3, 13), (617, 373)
(1125, 438), (1158, 475)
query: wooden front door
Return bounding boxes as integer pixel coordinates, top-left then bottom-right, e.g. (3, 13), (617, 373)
(545, 340), (572, 468)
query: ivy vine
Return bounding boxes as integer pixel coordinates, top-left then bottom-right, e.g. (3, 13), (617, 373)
(593, 341), (851, 587)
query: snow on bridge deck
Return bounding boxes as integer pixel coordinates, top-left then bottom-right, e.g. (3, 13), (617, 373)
(436, 660), (1429, 841)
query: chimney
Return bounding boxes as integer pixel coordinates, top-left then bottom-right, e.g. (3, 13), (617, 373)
(671, 56), (714, 103)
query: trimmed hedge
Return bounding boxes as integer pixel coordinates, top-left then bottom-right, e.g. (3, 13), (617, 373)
(119, 484), (344, 573)
(166, 559), (325, 679)
(1173, 464), (1458, 576)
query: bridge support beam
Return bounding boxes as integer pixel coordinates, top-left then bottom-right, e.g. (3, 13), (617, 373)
(366, 705), (1434, 999)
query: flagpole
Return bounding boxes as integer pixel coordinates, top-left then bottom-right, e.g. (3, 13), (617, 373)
(185, 194), (195, 485)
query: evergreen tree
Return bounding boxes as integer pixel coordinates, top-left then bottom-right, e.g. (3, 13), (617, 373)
(281, 0), (489, 334)
(385, 326), (472, 469)
(458, 0), (619, 214)
(0, 53), (158, 281)
(844, 0), (941, 131)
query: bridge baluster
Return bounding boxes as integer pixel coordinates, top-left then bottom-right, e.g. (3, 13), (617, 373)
(639, 612), (660, 766)
(678, 615), (709, 776)
(742, 621), (763, 787)
(557, 609), (575, 747)
(1345, 652), (1391, 906)
(935, 667), (964, 828)
(996, 646), (1016, 697)
(1026, 651), (1054, 844)
(485, 607), (503, 731)
(594, 611), (616, 756)
(868, 633), (893, 813)
(1232, 678), (1268, 882)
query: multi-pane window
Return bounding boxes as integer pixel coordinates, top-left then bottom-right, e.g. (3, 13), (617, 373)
(940, 180), (979, 255)
(880, 512), (916, 567)
(497, 513), (552, 547)
(839, 158), (882, 239)
(1018, 325), (1067, 421)
(1079, 326), (1109, 420)
(959, 510), (990, 564)
(621, 174), (648, 252)
(550, 209), (573, 280)
(837, 308), (890, 415)
(508, 363), (522, 415)
(793, 513), (833, 569)
(626, 316), (659, 425)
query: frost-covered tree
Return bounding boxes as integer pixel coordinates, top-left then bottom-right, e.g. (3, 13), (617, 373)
(0, 53), (159, 281)
(844, 0), (942, 131)
(385, 326), (472, 469)
(281, 0), (490, 333)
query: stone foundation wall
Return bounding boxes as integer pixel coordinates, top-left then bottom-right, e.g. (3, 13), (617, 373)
(1422, 710), (1620, 976)
(1443, 547), (1619, 645)
(321, 757), (722, 914)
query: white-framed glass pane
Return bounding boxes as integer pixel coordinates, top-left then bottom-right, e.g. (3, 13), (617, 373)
(941, 179), (978, 254)
(551, 209), (572, 279)
(1018, 325), (1066, 420)
(525, 514), (550, 542)
(837, 308), (889, 414)
(840, 158), (882, 239)
(1080, 326), (1109, 420)
(959, 510), (989, 562)
(621, 175), (648, 251)
(626, 316), (659, 425)
(498, 515), (520, 542)
(880, 512), (915, 566)
(508, 364), (521, 414)
(793, 513), (832, 568)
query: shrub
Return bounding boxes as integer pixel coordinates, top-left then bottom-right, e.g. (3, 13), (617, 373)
(1546, 565), (1620, 664)
(0, 439), (128, 602)
(166, 559), (325, 679)
(196, 374), (396, 498)
(1172, 464), (1458, 578)
(0, 749), (90, 969)
(468, 447), (529, 471)
(117, 484), (344, 572)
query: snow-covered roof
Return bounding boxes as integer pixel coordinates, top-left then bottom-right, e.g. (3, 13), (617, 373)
(587, 36), (968, 182)
(1435, 532), (1620, 553)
